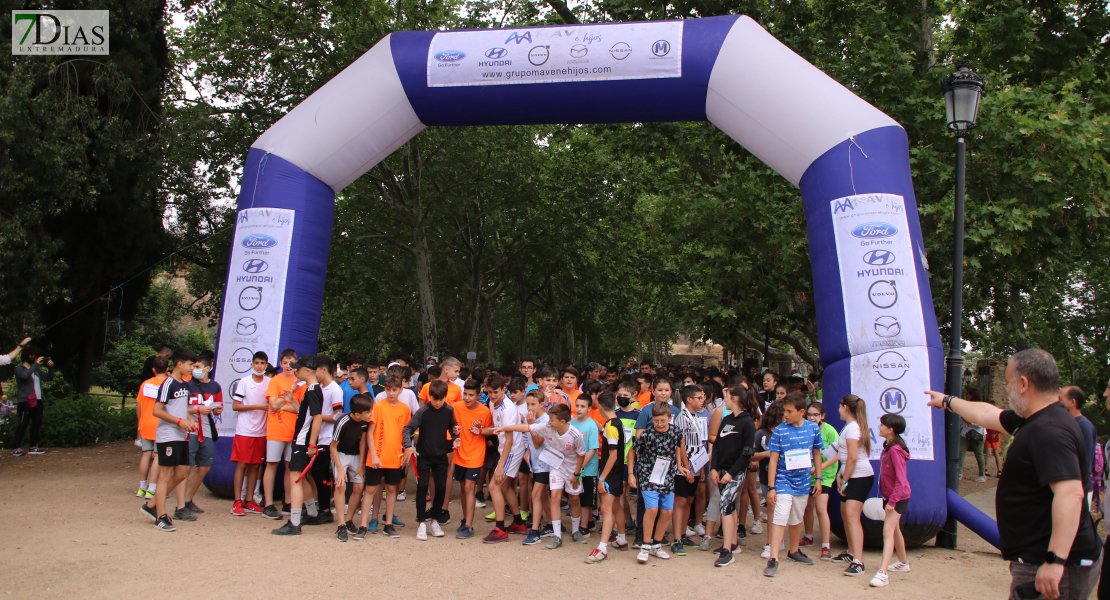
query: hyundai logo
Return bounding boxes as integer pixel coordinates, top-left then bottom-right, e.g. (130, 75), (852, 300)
(851, 222), (898, 238)
(484, 47), (507, 59)
(862, 250), (896, 266)
(239, 286), (262, 311)
(236, 317), (257, 336)
(241, 234), (277, 249)
(651, 40), (670, 57)
(872, 351), (909, 381)
(879, 388), (907, 414)
(874, 316), (901, 338)
(868, 280), (898, 309)
(434, 50), (466, 62)
(505, 31), (531, 44)
(570, 44), (588, 58)
(242, 259), (269, 273)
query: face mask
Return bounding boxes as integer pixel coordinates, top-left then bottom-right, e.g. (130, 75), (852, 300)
(192, 368), (206, 379)
(253, 368), (266, 376)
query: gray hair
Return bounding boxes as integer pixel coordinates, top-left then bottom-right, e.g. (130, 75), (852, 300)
(1010, 349), (1059, 393)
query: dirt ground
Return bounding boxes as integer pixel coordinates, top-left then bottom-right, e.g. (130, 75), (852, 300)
(0, 442), (1014, 600)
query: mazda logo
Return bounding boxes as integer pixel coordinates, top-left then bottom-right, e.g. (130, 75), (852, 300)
(236, 317), (257, 335)
(874, 316), (901, 338)
(862, 250), (895, 266)
(242, 259), (269, 273)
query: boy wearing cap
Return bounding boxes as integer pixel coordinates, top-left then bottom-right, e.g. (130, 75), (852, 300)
(272, 355), (325, 536)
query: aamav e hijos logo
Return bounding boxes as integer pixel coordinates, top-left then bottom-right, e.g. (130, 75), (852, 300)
(12, 11), (108, 55)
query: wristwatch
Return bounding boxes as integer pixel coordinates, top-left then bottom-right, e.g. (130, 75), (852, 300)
(1045, 551), (1061, 565)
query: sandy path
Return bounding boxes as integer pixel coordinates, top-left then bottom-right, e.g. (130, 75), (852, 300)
(0, 442), (1012, 599)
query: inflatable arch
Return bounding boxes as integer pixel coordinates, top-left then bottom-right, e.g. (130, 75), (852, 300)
(208, 15), (951, 543)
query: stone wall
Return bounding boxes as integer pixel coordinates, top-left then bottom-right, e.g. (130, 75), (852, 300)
(975, 359), (1009, 409)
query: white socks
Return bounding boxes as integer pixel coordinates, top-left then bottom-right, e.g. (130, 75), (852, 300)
(598, 541), (608, 553)
(139, 480), (148, 490)
(305, 499), (319, 517)
(291, 509), (302, 526)
(149, 483), (157, 493)
(572, 517), (580, 532)
(553, 521), (562, 538)
(617, 533), (627, 545)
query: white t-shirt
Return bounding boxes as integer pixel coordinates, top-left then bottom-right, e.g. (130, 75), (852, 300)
(318, 381), (344, 445)
(529, 422), (586, 479)
(375, 388), (419, 415)
(835, 421), (874, 478)
(233, 375), (270, 437)
(490, 396), (524, 454)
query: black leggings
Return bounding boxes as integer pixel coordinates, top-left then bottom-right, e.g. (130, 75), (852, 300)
(310, 451), (333, 510)
(13, 401), (43, 449)
(416, 454), (449, 522)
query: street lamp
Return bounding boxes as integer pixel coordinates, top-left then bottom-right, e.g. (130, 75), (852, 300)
(936, 59), (985, 550)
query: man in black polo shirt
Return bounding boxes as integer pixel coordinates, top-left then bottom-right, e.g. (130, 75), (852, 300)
(927, 349), (1102, 600)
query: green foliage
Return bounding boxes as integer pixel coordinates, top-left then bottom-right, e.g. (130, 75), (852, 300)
(177, 328), (212, 355)
(99, 339), (155, 399)
(0, 376), (138, 447)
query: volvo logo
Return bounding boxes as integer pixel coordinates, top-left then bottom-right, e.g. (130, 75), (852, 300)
(241, 234), (277, 249)
(862, 250), (895, 266)
(851, 222), (898, 238)
(868, 280), (898, 309)
(874, 316), (901, 338)
(528, 45), (550, 65)
(236, 317), (258, 336)
(484, 47), (507, 59)
(570, 44), (588, 58)
(242, 259), (269, 273)
(879, 388), (907, 414)
(873, 351), (909, 381)
(239, 287), (262, 311)
(651, 40), (670, 57)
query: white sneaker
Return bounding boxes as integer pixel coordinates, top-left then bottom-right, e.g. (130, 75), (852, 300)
(695, 524), (706, 536)
(397, 491), (407, 501)
(888, 561), (911, 573)
(870, 570), (889, 587)
(475, 499), (487, 509)
(686, 526), (697, 537)
(651, 544), (671, 560)
(416, 522), (428, 541)
(750, 520), (764, 534)
(254, 491), (264, 506)
(761, 545), (771, 559)
(747, 507), (755, 518)
(637, 547), (651, 563)
(430, 520), (445, 537)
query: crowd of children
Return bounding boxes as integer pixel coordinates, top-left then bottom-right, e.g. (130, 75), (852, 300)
(135, 351), (914, 585)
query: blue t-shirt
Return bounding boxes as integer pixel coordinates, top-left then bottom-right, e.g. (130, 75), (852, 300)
(767, 419), (823, 495)
(634, 402), (680, 430)
(339, 379), (357, 413)
(571, 417), (600, 476)
(525, 383), (538, 393)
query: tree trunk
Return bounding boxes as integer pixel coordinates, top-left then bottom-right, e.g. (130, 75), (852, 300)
(566, 322), (576, 365)
(413, 223), (438, 362)
(484, 299), (497, 366)
(553, 314), (562, 364)
(465, 296), (482, 367)
(582, 331), (588, 365)
(517, 283), (528, 361)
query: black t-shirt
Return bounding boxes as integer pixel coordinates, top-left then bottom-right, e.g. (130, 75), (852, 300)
(601, 417), (626, 482)
(997, 403), (1102, 565)
(293, 384), (324, 446)
(755, 427), (772, 485)
(332, 413), (368, 455)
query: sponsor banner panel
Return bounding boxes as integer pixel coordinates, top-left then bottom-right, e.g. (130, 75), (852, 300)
(427, 21), (682, 87)
(213, 208), (295, 436)
(850, 347), (933, 461)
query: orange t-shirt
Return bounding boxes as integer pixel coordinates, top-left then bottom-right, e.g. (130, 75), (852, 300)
(419, 381), (461, 406)
(562, 387), (582, 407)
(138, 374), (168, 440)
(265, 374), (303, 442)
(637, 392), (652, 407)
(368, 400), (411, 469)
(452, 401), (492, 468)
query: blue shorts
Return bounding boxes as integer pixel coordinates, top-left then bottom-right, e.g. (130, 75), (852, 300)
(641, 490), (675, 511)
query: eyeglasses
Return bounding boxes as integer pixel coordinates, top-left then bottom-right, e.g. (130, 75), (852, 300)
(806, 413), (821, 418)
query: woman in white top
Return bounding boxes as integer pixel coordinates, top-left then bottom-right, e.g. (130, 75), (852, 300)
(834, 394), (874, 576)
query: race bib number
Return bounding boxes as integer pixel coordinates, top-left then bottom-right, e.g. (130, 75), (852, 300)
(540, 447), (564, 470)
(649, 457), (671, 485)
(689, 447), (709, 472)
(785, 448), (811, 471)
(142, 383), (159, 398)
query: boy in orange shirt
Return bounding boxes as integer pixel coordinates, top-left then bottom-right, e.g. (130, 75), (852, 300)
(360, 374), (411, 538)
(452, 379), (492, 539)
(136, 355), (168, 499)
(560, 366), (582, 406)
(537, 366), (568, 408)
(262, 349), (302, 519)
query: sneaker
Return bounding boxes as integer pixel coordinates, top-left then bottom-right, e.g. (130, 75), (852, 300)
(651, 544), (671, 559)
(545, 536), (563, 549)
(506, 522), (529, 534)
(670, 541), (686, 556)
(888, 561), (911, 573)
(456, 525), (474, 539)
(142, 490), (155, 499)
(715, 550), (735, 567)
(396, 491), (406, 501)
(484, 510), (496, 521)
(685, 526), (697, 537)
(870, 570), (889, 587)
(844, 561), (866, 576)
(832, 551), (854, 563)
(631, 535), (644, 548)
(763, 558), (779, 577)
(28, 447), (45, 455)
(571, 530), (587, 544)
(788, 550), (814, 565)
(337, 525), (348, 542)
(540, 524), (556, 538)
(300, 513), (325, 526)
(695, 523), (706, 536)
(681, 536), (698, 547)
(699, 537), (712, 551)
(429, 520), (445, 537)
(520, 510), (529, 522)
(625, 520), (636, 534)
(244, 501), (264, 514)
(281, 503), (291, 515)
(173, 508), (197, 522)
(368, 518), (378, 534)
(974, 476), (987, 483)
(231, 500), (246, 516)
(272, 521), (301, 535)
(317, 512), (335, 524)
(416, 522), (428, 540)
(798, 536), (813, 547)
(344, 520), (356, 533)
(253, 491), (264, 506)
(475, 499), (487, 509)
(483, 527), (509, 543)
(184, 501), (204, 514)
(353, 526), (368, 540)
(140, 503), (157, 521)
(12, 448), (24, 457)
(439, 511), (451, 525)
(585, 549), (607, 563)
(155, 515), (176, 532)
(136, 488), (147, 498)
(475, 491), (486, 502)
(637, 547), (651, 563)
(612, 541), (630, 551)
(383, 524), (400, 538)
(760, 545), (771, 559)
(391, 515), (404, 527)
(523, 530), (543, 545)
(821, 548), (832, 560)
(750, 520), (763, 534)
(262, 505), (282, 520)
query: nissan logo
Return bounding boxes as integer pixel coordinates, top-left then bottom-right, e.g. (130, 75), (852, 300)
(242, 259), (269, 273)
(862, 250), (895, 266)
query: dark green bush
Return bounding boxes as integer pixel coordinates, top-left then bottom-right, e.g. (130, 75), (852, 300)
(0, 393), (137, 448)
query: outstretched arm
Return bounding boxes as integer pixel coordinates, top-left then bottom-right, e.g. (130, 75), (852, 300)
(925, 390), (1004, 432)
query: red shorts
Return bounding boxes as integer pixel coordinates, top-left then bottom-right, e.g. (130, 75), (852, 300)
(231, 435), (267, 464)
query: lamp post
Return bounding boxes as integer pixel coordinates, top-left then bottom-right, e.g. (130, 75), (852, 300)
(936, 59), (985, 550)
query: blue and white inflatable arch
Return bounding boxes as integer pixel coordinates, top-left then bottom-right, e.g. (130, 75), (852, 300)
(210, 15), (950, 543)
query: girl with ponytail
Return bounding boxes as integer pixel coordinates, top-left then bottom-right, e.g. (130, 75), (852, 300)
(833, 394), (876, 576)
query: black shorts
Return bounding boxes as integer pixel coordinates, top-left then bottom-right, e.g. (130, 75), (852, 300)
(884, 498), (909, 514)
(578, 476), (597, 508)
(157, 441), (189, 467)
(842, 475), (875, 503)
(483, 445), (500, 470)
(519, 459), (531, 475)
(532, 471), (550, 486)
(674, 473), (700, 498)
(454, 467), (481, 483)
(366, 467), (404, 486)
(602, 477), (624, 497)
(288, 444), (312, 473)
(821, 484), (833, 495)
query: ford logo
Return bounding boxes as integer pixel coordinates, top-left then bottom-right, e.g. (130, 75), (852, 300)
(851, 222), (898, 238)
(241, 234), (277, 248)
(862, 250), (895, 265)
(242, 259), (269, 273)
(435, 51), (466, 62)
